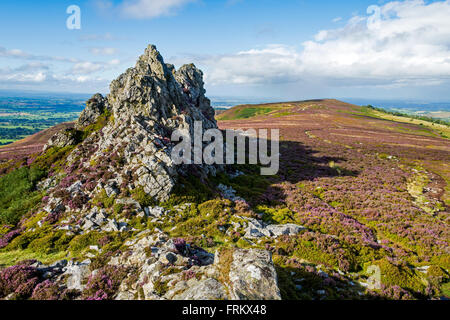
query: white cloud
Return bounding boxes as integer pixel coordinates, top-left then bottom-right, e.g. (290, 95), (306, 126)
(0, 46), (80, 63)
(0, 71), (47, 83)
(0, 64), (50, 83)
(191, 45), (303, 85)
(108, 59), (121, 65)
(71, 62), (105, 75)
(0, 44), (123, 80)
(0, 47), (32, 59)
(69, 59), (122, 75)
(89, 47), (118, 55)
(192, 0), (450, 89)
(0, 68), (110, 93)
(120, 0), (195, 19)
(0, 57), (110, 92)
(75, 75), (92, 83)
(300, 0), (450, 86)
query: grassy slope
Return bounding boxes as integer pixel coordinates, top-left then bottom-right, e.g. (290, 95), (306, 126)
(216, 103), (296, 120)
(218, 100), (449, 137)
(348, 106), (450, 139)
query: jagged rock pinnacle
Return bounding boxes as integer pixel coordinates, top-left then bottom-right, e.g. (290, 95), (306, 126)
(45, 44), (220, 203)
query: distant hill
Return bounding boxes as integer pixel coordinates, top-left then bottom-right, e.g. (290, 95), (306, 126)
(0, 122), (74, 161)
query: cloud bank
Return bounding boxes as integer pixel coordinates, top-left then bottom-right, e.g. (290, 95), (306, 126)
(0, 45), (121, 92)
(194, 0), (450, 89)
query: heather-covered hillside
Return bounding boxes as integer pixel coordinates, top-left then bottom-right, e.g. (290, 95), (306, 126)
(217, 99), (450, 299)
(0, 49), (448, 300)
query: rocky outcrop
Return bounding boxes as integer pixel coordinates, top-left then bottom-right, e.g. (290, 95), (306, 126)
(224, 249), (281, 300)
(108, 230), (281, 300)
(43, 44), (221, 209)
(174, 63), (215, 122)
(17, 45), (284, 301)
(43, 128), (80, 152)
(75, 93), (107, 129)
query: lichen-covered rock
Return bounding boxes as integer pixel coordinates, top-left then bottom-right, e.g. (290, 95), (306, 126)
(216, 248), (282, 300)
(43, 44), (221, 206)
(60, 259), (91, 291)
(76, 93), (107, 129)
(241, 216), (305, 239)
(14, 44), (284, 302)
(43, 127), (79, 151)
(266, 224), (305, 237)
(172, 279), (227, 300)
(174, 63), (216, 122)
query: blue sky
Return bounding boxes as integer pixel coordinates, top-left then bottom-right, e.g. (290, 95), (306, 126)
(1, 0), (450, 101)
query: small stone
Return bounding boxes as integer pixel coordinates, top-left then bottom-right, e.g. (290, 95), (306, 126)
(160, 252), (177, 265)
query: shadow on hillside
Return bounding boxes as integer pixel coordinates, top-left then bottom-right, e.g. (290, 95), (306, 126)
(222, 136), (360, 206)
(276, 264), (380, 300)
(275, 140), (358, 184)
(241, 139), (359, 206)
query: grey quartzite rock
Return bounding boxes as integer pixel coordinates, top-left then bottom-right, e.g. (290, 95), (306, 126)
(242, 216), (305, 239)
(76, 93), (107, 129)
(61, 259), (92, 291)
(31, 45), (284, 301)
(43, 128), (79, 151)
(172, 279), (227, 300)
(44, 44), (222, 206)
(218, 249), (282, 300)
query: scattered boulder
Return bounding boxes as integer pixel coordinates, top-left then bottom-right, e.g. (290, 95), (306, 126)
(61, 259), (91, 291)
(81, 207), (108, 231)
(145, 206), (167, 218)
(173, 279), (227, 300)
(241, 216), (305, 239)
(266, 223), (305, 237)
(217, 184), (245, 202)
(216, 248), (282, 300)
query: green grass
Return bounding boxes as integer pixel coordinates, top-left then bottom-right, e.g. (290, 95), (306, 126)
(0, 249), (67, 268)
(365, 105), (450, 126)
(346, 105), (450, 139)
(32, 146), (75, 171)
(0, 111), (80, 144)
(0, 139), (15, 145)
(442, 282), (450, 298)
(237, 107), (274, 119)
(218, 107), (275, 120)
(0, 167), (46, 225)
